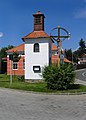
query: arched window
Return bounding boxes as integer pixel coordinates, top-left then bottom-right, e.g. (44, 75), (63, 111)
(34, 43), (39, 52)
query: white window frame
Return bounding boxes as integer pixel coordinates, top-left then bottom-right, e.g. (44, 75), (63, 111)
(12, 62), (18, 70)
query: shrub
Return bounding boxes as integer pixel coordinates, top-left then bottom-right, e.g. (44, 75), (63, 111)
(42, 63), (75, 90)
(18, 75), (25, 82)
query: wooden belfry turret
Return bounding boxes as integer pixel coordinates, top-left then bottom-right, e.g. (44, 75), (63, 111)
(33, 11), (45, 31)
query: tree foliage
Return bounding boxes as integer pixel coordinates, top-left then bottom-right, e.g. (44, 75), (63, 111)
(0, 45), (14, 58)
(79, 38), (86, 49)
(13, 51), (21, 62)
(78, 38), (86, 56)
(65, 49), (72, 61)
(65, 38), (86, 63)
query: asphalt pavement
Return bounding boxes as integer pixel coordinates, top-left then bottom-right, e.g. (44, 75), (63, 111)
(76, 69), (86, 81)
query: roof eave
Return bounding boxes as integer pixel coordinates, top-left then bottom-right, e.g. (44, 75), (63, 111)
(22, 36), (51, 41)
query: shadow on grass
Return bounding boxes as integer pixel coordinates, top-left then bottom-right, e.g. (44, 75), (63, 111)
(0, 76), (3, 78)
(68, 84), (80, 90)
(0, 80), (9, 82)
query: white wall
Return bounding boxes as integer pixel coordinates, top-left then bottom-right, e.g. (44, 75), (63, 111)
(25, 38), (51, 80)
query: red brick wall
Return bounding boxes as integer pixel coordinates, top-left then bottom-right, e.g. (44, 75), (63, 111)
(52, 55), (59, 63)
(7, 56), (24, 75)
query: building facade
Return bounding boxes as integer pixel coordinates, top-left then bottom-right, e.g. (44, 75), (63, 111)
(78, 53), (86, 64)
(6, 44), (25, 75)
(22, 11), (52, 80)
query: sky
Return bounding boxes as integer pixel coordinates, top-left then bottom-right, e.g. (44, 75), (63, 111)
(0, 0), (86, 51)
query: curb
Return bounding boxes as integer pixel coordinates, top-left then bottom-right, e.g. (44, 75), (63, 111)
(0, 87), (86, 95)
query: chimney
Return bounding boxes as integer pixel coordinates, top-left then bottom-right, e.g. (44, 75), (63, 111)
(33, 11), (45, 31)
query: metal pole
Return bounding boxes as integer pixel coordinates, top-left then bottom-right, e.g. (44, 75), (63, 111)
(10, 60), (12, 85)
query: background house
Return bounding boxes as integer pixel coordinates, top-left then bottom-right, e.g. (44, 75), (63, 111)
(78, 53), (86, 64)
(6, 44), (24, 75)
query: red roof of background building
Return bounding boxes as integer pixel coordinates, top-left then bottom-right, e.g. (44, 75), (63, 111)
(6, 44), (24, 52)
(82, 53), (86, 57)
(52, 55), (71, 63)
(22, 31), (49, 40)
(52, 44), (58, 50)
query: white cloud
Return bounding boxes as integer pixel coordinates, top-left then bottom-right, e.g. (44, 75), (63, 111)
(74, 0), (86, 19)
(84, 0), (86, 2)
(74, 8), (86, 19)
(0, 32), (3, 38)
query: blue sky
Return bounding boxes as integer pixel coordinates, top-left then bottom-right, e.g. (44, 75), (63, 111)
(0, 0), (86, 50)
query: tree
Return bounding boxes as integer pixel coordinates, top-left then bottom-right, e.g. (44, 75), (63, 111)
(79, 38), (86, 50)
(73, 50), (79, 63)
(65, 49), (72, 61)
(13, 51), (21, 62)
(78, 38), (86, 56)
(66, 38), (86, 63)
(0, 45), (14, 58)
(73, 38), (86, 63)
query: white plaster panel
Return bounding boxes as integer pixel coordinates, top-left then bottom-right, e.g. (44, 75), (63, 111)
(25, 38), (51, 80)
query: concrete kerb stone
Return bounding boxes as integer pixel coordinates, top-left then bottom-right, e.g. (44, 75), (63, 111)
(1, 87), (86, 96)
(75, 78), (86, 86)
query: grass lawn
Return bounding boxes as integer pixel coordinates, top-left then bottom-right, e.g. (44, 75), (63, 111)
(0, 74), (86, 94)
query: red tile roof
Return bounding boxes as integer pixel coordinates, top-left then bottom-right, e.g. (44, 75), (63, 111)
(22, 31), (49, 40)
(34, 11), (42, 15)
(6, 44), (24, 52)
(64, 58), (72, 63)
(52, 44), (58, 51)
(82, 53), (86, 57)
(52, 55), (71, 63)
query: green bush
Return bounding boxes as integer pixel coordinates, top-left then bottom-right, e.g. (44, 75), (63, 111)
(42, 63), (76, 90)
(17, 75), (25, 82)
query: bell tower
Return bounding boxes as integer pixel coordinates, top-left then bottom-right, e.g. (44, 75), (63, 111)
(33, 11), (45, 31)
(22, 11), (52, 80)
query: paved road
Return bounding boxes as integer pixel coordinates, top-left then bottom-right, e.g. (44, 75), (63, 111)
(76, 69), (86, 82)
(0, 88), (86, 120)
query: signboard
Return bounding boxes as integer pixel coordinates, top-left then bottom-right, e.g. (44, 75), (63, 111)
(60, 54), (64, 60)
(60, 54), (64, 64)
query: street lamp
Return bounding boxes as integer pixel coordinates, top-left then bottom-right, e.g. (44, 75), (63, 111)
(50, 26), (70, 66)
